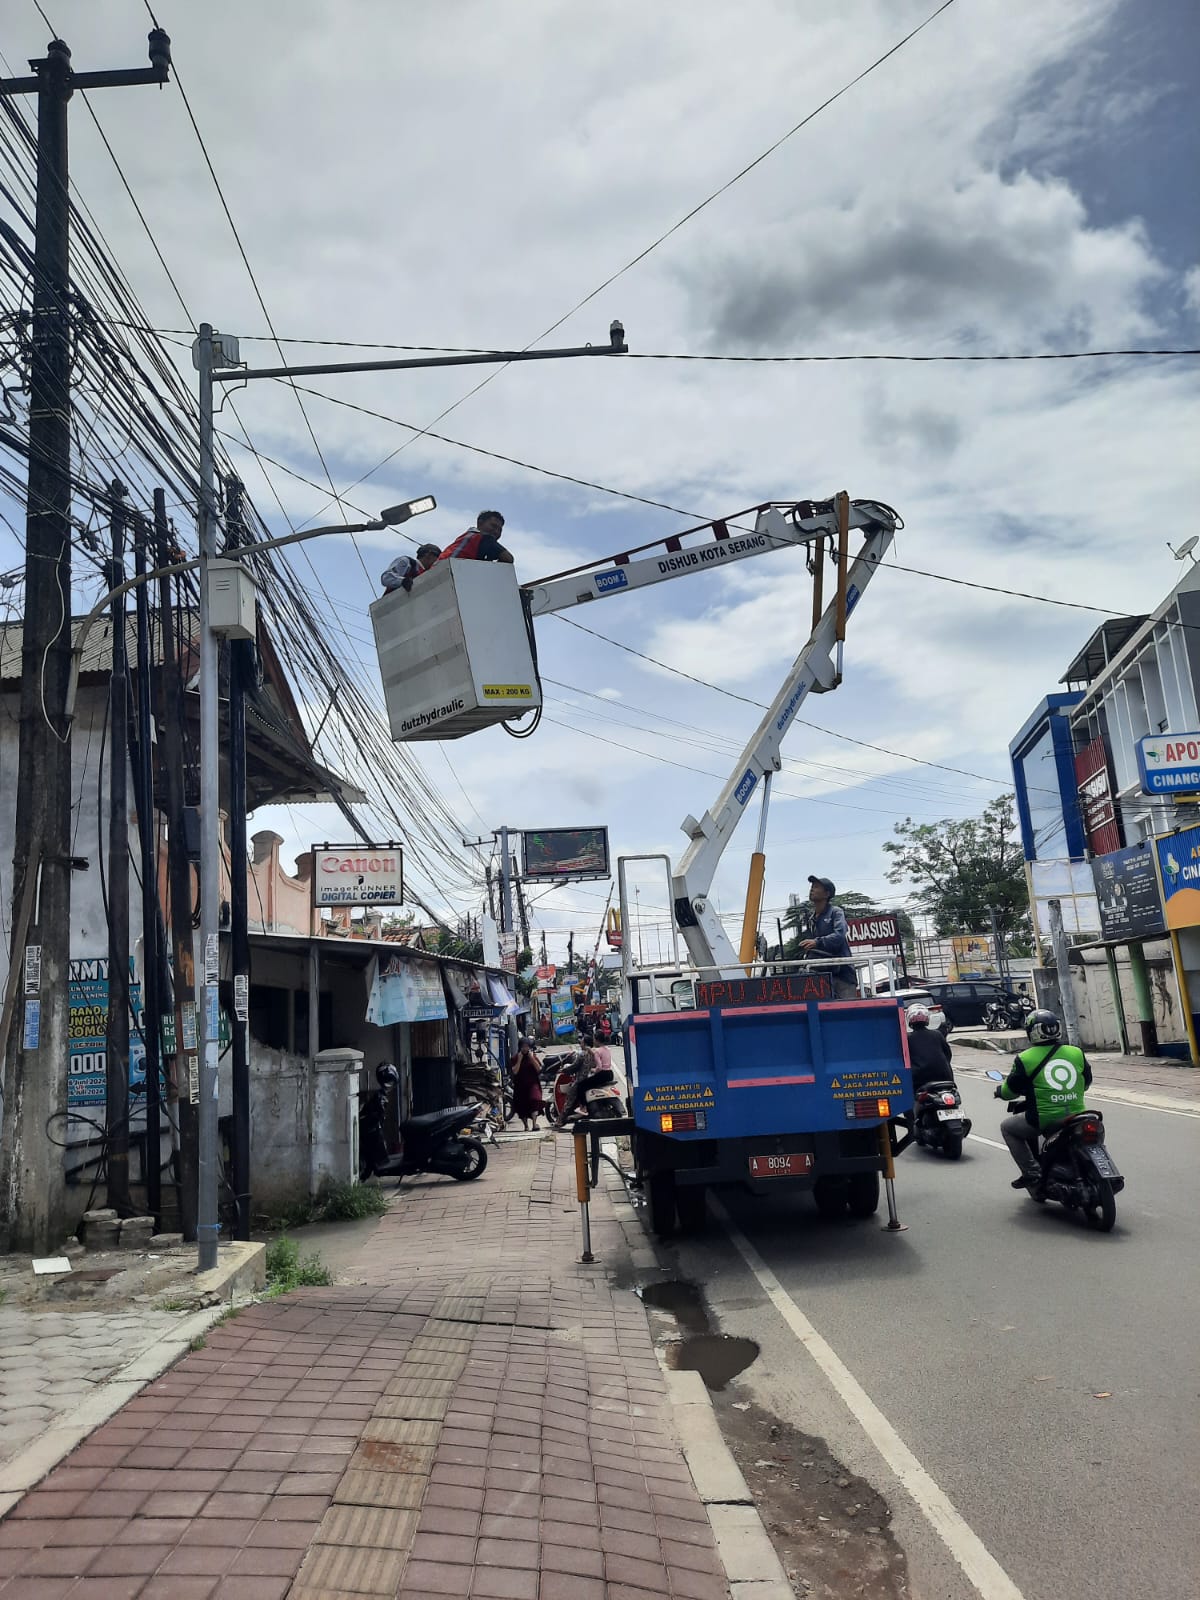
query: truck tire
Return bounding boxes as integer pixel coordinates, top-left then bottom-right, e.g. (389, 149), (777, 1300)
(847, 1172), (880, 1217)
(647, 1171), (677, 1237)
(813, 1177), (848, 1220)
(675, 1184), (707, 1234)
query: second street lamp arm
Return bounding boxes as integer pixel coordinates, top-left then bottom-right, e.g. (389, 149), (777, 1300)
(64, 514), (399, 722)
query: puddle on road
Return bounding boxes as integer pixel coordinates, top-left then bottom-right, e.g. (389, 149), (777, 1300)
(637, 1278), (708, 1331)
(665, 1333), (760, 1390)
(637, 1279), (760, 1390)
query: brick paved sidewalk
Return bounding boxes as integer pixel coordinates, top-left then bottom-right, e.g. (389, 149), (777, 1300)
(0, 1136), (732, 1600)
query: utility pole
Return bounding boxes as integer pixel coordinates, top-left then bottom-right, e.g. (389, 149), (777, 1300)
(540, 931), (548, 967)
(0, 31), (170, 1252)
(986, 904), (1010, 987)
(514, 865), (530, 952)
(497, 826), (515, 937)
(105, 483), (130, 1213)
(1047, 899), (1082, 1047)
(154, 490), (199, 1239)
(225, 476), (251, 1240)
(194, 324), (221, 1271)
(131, 513), (162, 1222)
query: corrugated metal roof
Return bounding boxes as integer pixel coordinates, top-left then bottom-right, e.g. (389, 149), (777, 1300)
(0, 613), (197, 682)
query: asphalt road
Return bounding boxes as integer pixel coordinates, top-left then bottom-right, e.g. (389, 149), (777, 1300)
(666, 1072), (1200, 1600)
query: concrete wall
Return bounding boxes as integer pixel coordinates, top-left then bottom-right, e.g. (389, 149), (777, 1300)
(1034, 939), (1184, 1052)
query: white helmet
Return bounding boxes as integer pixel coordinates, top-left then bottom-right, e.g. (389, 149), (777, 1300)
(906, 1004), (930, 1029)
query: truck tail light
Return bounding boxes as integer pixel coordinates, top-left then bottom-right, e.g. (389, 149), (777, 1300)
(661, 1111), (705, 1132)
(845, 1098), (889, 1120)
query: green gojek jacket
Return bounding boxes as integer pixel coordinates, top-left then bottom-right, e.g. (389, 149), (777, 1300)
(1001, 1042), (1092, 1129)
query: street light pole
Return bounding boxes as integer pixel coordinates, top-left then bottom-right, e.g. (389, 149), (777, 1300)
(189, 318), (628, 1269)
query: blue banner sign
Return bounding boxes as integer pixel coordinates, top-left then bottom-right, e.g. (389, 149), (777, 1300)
(1138, 734), (1200, 796)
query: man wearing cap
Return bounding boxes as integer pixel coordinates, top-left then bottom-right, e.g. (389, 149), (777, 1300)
(799, 876), (857, 1000)
(436, 510), (515, 565)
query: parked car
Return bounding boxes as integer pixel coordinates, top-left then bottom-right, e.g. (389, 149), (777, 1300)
(923, 980), (1023, 1029)
(892, 989), (950, 1035)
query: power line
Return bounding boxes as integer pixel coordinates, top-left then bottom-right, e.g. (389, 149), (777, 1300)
(294, 0), (959, 521)
(628, 347), (1200, 364)
(502, 0), (961, 348)
(98, 322), (1200, 363)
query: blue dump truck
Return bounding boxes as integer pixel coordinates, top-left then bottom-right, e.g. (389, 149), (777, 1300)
(625, 972), (914, 1235)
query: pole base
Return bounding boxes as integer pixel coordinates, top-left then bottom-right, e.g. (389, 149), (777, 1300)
(580, 1251), (596, 1263)
(882, 1220), (908, 1233)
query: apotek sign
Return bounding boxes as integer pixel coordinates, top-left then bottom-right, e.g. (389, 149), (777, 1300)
(1155, 824), (1200, 930)
(1138, 734), (1200, 796)
(312, 843), (404, 906)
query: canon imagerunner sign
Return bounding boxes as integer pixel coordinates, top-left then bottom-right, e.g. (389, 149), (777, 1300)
(311, 844), (404, 906)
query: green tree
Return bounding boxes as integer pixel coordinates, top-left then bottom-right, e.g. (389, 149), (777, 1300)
(882, 794), (1030, 948)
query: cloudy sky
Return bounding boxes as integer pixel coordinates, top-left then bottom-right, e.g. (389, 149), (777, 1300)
(2, 0), (1198, 962)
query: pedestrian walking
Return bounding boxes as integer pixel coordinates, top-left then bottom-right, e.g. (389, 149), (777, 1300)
(510, 1036), (544, 1131)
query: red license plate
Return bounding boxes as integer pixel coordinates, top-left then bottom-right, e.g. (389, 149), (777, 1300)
(748, 1152), (813, 1178)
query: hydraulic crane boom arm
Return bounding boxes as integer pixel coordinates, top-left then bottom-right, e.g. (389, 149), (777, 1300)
(522, 501), (890, 618)
(667, 502), (898, 975)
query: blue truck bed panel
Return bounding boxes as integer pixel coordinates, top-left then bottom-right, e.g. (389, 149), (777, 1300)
(629, 1000), (913, 1140)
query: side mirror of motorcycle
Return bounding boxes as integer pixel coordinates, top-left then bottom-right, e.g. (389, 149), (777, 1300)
(984, 1069), (1004, 1081)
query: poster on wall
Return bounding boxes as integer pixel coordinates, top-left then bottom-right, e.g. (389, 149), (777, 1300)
(1091, 844), (1165, 941)
(67, 957), (148, 1107)
(522, 826), (610, 881)
(366, 955), (449, 1025)
(949, 936), (998, 980)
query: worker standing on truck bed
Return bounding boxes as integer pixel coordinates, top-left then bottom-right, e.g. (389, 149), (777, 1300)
(436, 509), (515, 565)
(799, 875), (858, 999)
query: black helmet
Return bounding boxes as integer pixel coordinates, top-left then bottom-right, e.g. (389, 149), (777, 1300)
(1025, 1010), (1061, 1046)
(376, 1061), (400, 1088)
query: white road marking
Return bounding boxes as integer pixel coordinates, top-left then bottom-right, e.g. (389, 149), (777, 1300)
(710, 1196), (1027, 1600)
(968, 1133), (1008, 1151)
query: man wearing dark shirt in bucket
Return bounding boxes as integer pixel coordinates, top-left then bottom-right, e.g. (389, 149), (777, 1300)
(799, 875), (858, 1000)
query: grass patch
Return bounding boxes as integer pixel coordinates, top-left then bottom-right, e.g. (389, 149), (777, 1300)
(263, 1197), (318, 1233)
(188, 1334), (206, 1351)
(317, 1180), (390, 1221)
(264, 1235), (332, 1297)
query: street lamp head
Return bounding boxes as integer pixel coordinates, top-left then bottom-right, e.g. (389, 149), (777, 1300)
(147, 28), (172, 77)
(380, 495), (437, 526)
(610, 319), (625, 349)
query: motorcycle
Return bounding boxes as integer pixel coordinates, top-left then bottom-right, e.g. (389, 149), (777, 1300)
(359, 1064), (488, 1183)
(984, 993), (1036, 1031)
(985, 1069), (1122, 1231)
(912, 1080), (971, 1159)
(545, 1051), (626, 1126)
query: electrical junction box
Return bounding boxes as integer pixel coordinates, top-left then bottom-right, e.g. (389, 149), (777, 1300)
(370, 558), (541, 741)
(206, 558), (257, 640)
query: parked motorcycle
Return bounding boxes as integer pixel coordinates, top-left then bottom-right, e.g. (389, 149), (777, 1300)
(359, 1064), (488, 1183)
(912, 1080), (972, 1159)
(985, 993), (1036, 1031)
(985, 1069), (1122, 1230)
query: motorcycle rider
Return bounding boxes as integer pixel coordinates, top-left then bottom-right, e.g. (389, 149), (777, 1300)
(995, 1009), (1092, 1190)
(905, 1004), (955, 1092)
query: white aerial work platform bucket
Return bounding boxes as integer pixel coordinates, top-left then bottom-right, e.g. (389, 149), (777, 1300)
(370, 558), (541, 741)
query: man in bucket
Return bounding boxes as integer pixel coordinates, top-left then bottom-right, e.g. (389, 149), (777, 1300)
(799, 875), (858, 1000)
